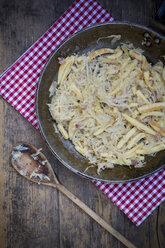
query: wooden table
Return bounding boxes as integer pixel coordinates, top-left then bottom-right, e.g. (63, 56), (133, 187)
(0, 0), (164, 247)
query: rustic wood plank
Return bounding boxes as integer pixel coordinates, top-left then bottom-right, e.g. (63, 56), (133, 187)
(158, 201), (165, 248)
(0, 103), (62, 248)
(0, 0), (164, 248)
(99, 0), (163, 25)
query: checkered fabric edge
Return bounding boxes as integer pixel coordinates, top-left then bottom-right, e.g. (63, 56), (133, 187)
(93, 168), (165, 226)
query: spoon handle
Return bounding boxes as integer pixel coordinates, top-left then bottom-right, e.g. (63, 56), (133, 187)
(55, 183), (136, 248)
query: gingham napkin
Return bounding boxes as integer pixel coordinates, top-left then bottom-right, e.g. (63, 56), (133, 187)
(0, 0), (165, 226)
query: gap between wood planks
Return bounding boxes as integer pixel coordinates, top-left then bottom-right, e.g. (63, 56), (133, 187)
(0, 99), (5, 247)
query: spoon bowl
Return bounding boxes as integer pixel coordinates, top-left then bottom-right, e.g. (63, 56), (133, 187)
(11, 142), (59, 186)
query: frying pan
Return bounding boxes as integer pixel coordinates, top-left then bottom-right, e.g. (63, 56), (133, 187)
(36, 2), (165, 183)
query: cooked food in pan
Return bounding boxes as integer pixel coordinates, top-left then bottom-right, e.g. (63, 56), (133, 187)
(49, 45), (165, 173)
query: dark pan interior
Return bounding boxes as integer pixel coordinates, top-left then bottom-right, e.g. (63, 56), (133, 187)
(36, 22), (165, 183)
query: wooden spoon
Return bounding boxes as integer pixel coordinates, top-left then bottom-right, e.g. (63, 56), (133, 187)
(11, 142), (136, 248)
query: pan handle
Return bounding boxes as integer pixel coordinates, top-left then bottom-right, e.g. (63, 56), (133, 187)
(156, 0), (165, 22)
(149, 0), (165, 36)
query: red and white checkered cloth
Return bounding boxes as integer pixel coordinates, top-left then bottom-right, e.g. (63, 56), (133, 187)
(0, 0), (164, 226)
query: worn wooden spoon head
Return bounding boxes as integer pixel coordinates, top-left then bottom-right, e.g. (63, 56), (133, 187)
(11, 143), (59, 186)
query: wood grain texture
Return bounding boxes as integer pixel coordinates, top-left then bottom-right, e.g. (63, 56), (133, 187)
(0, 0), (164, 247)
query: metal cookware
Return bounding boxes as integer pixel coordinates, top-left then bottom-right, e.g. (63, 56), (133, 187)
(36, 4), (165, 183)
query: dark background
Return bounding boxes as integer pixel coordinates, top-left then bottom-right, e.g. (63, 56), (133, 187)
(0, 0), (164, 248)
